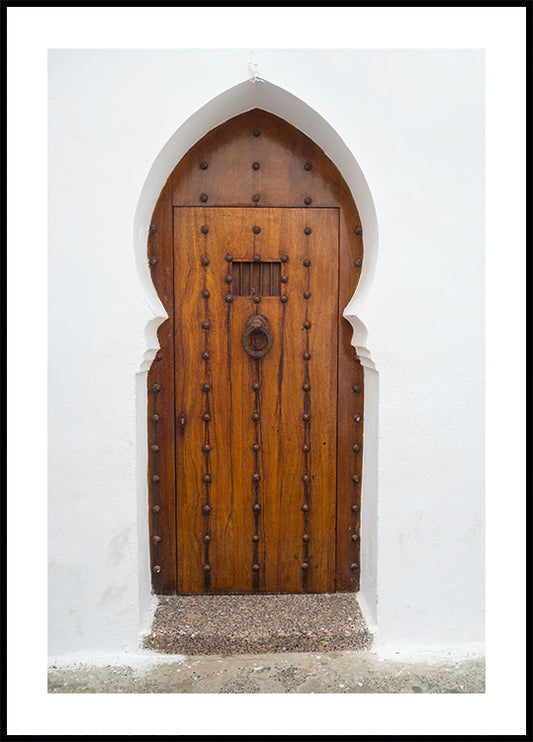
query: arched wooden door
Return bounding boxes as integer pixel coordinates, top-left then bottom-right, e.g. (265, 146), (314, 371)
(147, 110), (364, 595)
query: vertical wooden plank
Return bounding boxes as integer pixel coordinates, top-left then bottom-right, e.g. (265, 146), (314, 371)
(208, 208), (256, 593)
(302, 209), (339, 592)
(172, 207), (206, 593)
(335, 210), (364, 591)
(147, 187), (177, 594)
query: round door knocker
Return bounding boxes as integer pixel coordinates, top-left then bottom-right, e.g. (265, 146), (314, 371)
(242, 314), (273, 359)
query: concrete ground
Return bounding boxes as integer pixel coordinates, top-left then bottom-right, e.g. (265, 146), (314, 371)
(48, 650), (485, 694)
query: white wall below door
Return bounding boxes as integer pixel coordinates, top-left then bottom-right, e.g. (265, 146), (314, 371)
(48, 47), (485, 656)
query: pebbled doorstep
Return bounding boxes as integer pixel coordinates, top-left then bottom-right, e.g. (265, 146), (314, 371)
(143, 592), (372, 655)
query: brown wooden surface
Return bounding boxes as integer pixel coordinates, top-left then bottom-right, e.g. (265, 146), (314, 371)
(147, 109), (364, 594)
(173, 208), (338, 593)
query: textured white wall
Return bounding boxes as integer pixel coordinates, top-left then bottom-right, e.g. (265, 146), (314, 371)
(48, 48), (484, 654)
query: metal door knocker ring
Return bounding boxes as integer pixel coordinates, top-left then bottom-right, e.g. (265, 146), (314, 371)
(242, 314), (273, 358)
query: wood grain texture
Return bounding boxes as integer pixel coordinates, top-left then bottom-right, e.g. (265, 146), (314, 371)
(147, 109), (364, 594)
(147, 187), (176, 594)
(173, 208), (338, 593)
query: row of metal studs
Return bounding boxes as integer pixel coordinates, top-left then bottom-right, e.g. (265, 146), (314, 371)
(251, 358), (262, 585)
(200, 225), (213, 588)
(196, 126), (315, 207)
(351, 380), (363, 573)
(301, 226), (313, 585)
(150, 345), (163, 576)
(148, 230), (163, 578)
(350, 224), (364, 576)
(250, 223), (263, 585)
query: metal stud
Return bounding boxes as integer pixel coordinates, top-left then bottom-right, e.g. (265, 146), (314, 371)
(199, 160), (209, 170)
(225, 294), (233, 303)
(304, 162), (312, 171)
(203, 563), (211, 572)
(252, 412), (260, 422)
(302, 413), (311, 422)
(252, 473), (261, 482)
(280, 295), (288, 303)
(152, 505), (161, 514)
(152, 474), (160, 483)
(225, 253), (233, 262)
(151, 444), (160, 454)
(303, 351), (311, 360)
(303, 444), (310, 453)
(303, 383), (311, 392)
(199, 193), (208, 202)
(151, 383), (161, 393)
(302, 503), (310, 512)
(252, 534), (259, 542)
(302, 474), (310, 483)
(202, 351), (210, 360)
(301, 562), (309, 570)
(201, 256), (209, 266)
(252, 194), (260, 203)
(202, 504), (211, 514)
(354, 226), (363, 235)
(252, 563), (260, 571)
(351, 533), (360, 542)
(303, 320), (311, 329)
(352, 474), (360, 483)
(302, 534), (310, 542)
(303, 259), (311, 267)
(149, 225), (157, 236)
(303, 289), (311, 299)
(354, 414), (362, 423)
(253, 129), (260, 137)
(203, 534), (211, 543)
(202, 289), (210, 298)
(202, 412), (211, 422)
(352, 384), (361, 393)
(252, 382), (261, 391)
(253, 253), (261, 261)
(304, 227), (312, 235)
(280, 254), (289, 263)
(280, 275), (288, 283)
(202, 383), (211, 392)
(252, 161), (260, 170)
(203, 473), (211, 483)
(253, 296), (261, 303)
(151, 414), (160, 423)
(155, 350), (163, 361)
(304, 197), (312, 206)
(153, 565), (161, 573)
(201, 321), (211, 330)
(201, 225), (209, 234)
(354, 258), (362, 267)
(352, 443), (361, 453)
(252, 443), (260, 452)
(253, 226), (261, 235)
(350, 563), (359, 570)
(202, 443), (211, 452)
(253, 503), (261, 513)
(149, 256), (158, 266)
(351, 504), (360, 513)
(152, 535), (161, 544)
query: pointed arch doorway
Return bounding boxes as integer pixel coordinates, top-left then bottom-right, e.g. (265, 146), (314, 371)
(147, 109), (364, 595)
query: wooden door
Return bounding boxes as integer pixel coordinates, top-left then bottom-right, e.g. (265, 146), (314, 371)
(173, 207), (339, 594)
(147, 109), (364, 595)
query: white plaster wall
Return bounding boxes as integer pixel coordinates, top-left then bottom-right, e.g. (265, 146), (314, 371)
(48, 49), (484, 654)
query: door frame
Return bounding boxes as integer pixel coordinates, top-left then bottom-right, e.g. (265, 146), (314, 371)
(146, 109), (364, 594)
